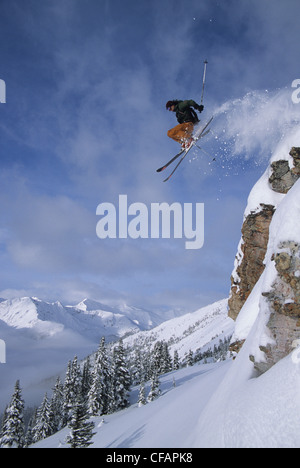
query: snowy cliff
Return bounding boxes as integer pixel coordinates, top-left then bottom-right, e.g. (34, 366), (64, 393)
(228, 133), (300, 373)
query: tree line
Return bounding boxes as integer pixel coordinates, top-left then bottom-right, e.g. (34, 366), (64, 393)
(0, 335), (231, 448)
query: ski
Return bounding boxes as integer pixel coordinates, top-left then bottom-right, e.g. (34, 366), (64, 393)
(156, 148), (185, 173)
(156, 128), (211, 173)
(163, 116), (213, 182)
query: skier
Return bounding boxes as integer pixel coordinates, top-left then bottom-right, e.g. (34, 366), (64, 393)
(166, 100), (204, 149)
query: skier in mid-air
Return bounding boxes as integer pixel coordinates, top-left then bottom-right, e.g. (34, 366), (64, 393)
(166, 100), (204, 149)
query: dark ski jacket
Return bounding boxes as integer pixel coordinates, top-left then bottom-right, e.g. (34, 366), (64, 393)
(173, 100), (201, 124)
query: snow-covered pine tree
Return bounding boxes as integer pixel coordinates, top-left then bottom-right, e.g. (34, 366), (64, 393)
(32, 393), (53, 443)
(147, 372), (161, 402)
(95, 337), (111, 414)
(110, 340), (131, 411)
(49, 377), (64, 433)
(62, 360), (73, 426)
(62, 356), (82, 426)
(151, 341), (164, 375)
(151, 340), (172, 376)
(71, 356), (82, 398)
(81, 356), (92, 399)
(0, 380), (25, 448)
(130, 348), (143, 385)
(24, 413), (35, 448)
(138, 381), (147, 407)
(161, 341), (172, 374)
(173, 349), (180, 370)
(66, 393), (95, 449)
(187, 349), (194, 367)
(87, 366), (103, 416)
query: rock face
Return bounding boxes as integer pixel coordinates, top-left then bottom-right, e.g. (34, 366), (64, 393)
(252, 241), (300, 374)
(269, 150), (300, 193)
(228, 204), (275, 321)
(228, 147), (300, 371)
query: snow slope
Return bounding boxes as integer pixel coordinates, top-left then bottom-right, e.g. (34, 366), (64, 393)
(123, 299), (234, 360)
(32, 361), (231, 449)
(33, 348), (300, 448)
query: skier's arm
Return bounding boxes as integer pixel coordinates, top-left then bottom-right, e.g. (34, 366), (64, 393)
(179, 100), (204, 113)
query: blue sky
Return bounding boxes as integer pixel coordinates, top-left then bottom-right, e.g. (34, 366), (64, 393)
(0, 0), (300, 313)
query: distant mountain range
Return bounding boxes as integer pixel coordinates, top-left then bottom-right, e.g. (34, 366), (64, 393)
(0, 296), (170, 342)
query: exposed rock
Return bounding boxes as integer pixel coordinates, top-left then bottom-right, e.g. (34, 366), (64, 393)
(253, 242), (300, 375)
(269, 147), (300, 193)
(269, 160), (298, 193)
(228, 204), (275, 321)
(289, 147), (300, 175)
(229, 339), (245, 356)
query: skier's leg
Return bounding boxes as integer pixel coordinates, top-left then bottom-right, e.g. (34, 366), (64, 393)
(167, 122), (194, 144)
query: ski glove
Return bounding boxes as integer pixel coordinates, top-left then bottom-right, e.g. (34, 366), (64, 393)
(196, 104), (204, 113)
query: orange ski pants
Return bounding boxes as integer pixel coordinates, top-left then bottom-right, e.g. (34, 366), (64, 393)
(167, 122), (194, 144)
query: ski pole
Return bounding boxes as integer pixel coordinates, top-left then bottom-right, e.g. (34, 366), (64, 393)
(194, 144), (216, 162)
(200, 60), (208, 105)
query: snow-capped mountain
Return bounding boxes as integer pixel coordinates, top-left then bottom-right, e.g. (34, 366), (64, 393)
(0, 296), (168, 341)
(123, 298), (234, 361)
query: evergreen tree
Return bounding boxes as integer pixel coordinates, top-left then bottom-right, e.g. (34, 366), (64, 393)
(71, 356), (82, 396)
(147, 372), (161, 402)
(151, 340), (172, 376)
(173, 349), (180, 370)
(66, 394), (95, 449)
(0, 405), (8, 436)
(87, 367), (103, 416)
(161, 342), (172, 374)
(106, 375), (117, 415)
(95, 337), (111, 414)
(24, 414), (35, 448)
(0, 380), (25, 448)
(111, 340), (131, 411)
(49, 377), (64, 433)
(63, 357), (81, 426)
(32, 393), (53, 443)
(152, 341), (164, 375)
(81, 356), (92, 399)
(187, 349), (194, 367)
(87, 337), (112, 416)
(138, 381), (147, 407)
